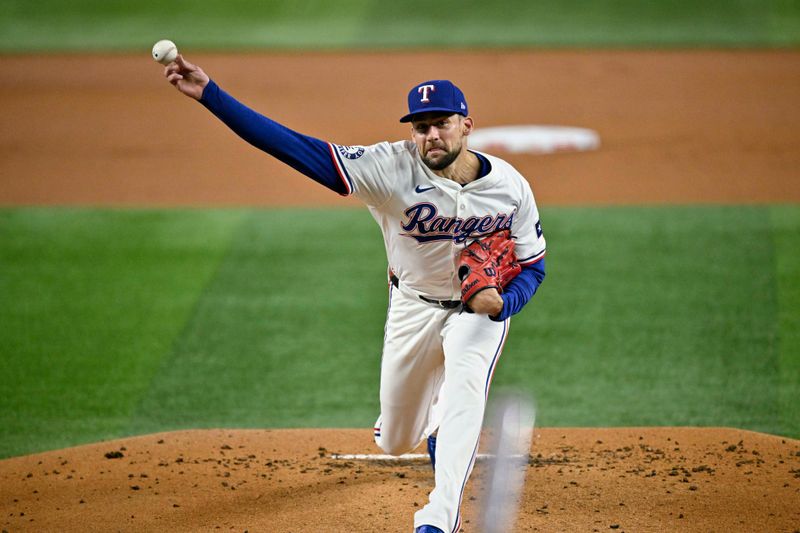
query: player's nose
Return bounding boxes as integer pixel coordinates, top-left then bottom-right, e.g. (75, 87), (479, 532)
(425, 126), (440, 141)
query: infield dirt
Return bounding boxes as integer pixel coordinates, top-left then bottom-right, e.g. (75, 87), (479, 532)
(1, 428), (799, 532)
(1, 50), (799, 206)
(1, 50), (799, 532)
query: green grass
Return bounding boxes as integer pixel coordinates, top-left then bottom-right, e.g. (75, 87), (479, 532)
(771, 206), (800, 434)
(126, 208), (390, 434)
(0, 0), (798, 52)
(0, 205), (798, 459)
(0, 208), (247, 456)
(496, 206), (791, 433)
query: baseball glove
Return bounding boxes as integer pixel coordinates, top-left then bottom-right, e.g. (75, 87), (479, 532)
(457, 230), (521, 304)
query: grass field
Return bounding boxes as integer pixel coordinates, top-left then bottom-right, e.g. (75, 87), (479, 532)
(0, 0), (798, 51)
(1, 206), (798, 459)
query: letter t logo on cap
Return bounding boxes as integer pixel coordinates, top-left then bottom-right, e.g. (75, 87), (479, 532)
(418, 84), (436, 103)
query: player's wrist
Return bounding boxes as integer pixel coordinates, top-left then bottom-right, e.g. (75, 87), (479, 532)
(488, 294), (507, 321)
(198, 78), (216, 103)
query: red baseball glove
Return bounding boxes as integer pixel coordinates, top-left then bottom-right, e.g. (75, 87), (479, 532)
(457, 230), (522, 304)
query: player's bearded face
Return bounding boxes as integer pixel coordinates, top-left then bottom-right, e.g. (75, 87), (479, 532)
(412, 114), (467, 171)
(422, 141), (461, 171)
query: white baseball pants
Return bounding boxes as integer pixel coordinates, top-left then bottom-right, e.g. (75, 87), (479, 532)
(373, 283), (510, 533)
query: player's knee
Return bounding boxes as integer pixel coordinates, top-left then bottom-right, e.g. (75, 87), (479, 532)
(376, 435), (416, 456)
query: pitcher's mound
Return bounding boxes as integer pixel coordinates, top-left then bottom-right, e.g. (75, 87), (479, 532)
(1, 427), (798, 532)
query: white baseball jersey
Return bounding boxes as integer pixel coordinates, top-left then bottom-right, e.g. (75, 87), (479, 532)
(329, 140), (546, 300)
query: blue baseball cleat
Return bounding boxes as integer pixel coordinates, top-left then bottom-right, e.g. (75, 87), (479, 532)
(415, 526), (445, 533)
(427, 434), (437, 471)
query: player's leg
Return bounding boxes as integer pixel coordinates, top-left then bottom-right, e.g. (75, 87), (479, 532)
(414, 311), (510, 533)
(373, 286), (448, 456)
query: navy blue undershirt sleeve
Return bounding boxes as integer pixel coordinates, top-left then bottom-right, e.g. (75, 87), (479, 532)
(472, 151), (492, 180)
(491, 258), (546, 321)
(199, 79), (347, 195)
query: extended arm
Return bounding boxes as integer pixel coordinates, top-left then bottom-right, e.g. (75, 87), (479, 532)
(164, 55), (347, 194)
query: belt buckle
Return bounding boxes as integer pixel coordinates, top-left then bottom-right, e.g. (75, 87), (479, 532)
(440, 299), (461, 309)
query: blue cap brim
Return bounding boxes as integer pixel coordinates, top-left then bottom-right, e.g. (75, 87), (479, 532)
(399, 107), (467, 123)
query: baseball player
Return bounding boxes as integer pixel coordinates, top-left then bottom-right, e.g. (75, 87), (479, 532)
(163, 55), (546, 533)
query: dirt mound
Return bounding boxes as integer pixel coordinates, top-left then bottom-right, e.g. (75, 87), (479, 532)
(1, 427), (798, 532)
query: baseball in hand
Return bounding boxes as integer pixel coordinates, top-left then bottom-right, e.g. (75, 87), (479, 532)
(152, 39), (178, 65)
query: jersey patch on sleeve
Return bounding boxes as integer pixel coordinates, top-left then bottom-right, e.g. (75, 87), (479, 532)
(337, 144), (366, 160)
(535, 220), (543, 238)
(327, 143), (355, 196)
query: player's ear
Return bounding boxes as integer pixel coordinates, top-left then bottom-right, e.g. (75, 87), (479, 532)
(462, 116), (474, 136)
